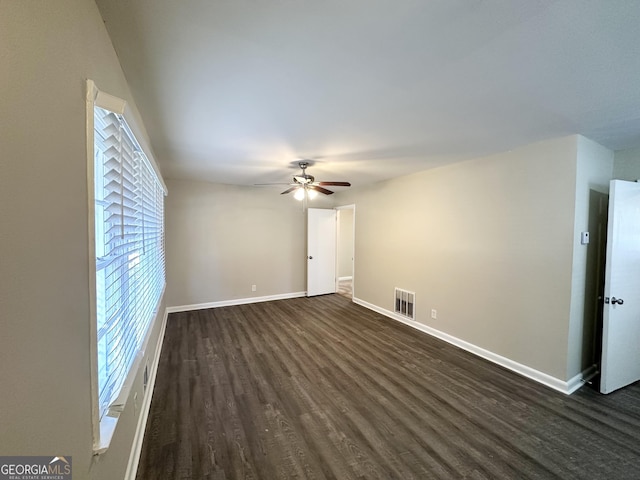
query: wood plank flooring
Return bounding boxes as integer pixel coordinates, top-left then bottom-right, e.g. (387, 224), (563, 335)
(136, 294), (640, 479)
(337, 279), (352, 299)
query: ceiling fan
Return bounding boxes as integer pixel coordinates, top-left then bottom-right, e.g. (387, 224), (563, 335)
(257, 161), (351, 199)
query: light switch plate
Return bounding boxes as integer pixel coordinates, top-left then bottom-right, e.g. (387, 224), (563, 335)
(581, 231), (590, 245)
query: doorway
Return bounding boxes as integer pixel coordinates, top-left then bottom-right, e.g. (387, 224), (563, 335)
(336, 205), (355, 300)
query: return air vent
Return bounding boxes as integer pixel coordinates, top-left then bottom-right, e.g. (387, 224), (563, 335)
(394, 288), (415, 320)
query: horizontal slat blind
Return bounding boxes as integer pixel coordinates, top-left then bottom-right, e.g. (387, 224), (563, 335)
(94, 106), (165, 419)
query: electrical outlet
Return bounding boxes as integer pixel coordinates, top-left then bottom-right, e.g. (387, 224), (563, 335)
(431, 309), (437, 320)
(251, 284), (257, 292)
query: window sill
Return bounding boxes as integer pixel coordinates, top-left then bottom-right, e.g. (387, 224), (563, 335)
(94, 415), (118, 455)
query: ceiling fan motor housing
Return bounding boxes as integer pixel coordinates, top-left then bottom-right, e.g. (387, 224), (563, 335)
(294, 161), (314, 184)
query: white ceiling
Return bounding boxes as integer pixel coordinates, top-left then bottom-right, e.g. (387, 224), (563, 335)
(96, 0), (640, 188)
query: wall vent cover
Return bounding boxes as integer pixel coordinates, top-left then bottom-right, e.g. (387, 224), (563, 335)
(394, 288), (415, 320)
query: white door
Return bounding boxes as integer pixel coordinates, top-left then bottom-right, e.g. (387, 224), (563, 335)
(307, 208), (337, 296)
(600, 180), (640, 394)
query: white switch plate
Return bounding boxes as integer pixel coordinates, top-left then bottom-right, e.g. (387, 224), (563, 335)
(581, 231), (590, 245)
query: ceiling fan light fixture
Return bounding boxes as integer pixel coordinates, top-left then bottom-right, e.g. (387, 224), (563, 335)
(259, 161), (350, 200)
(293, 186), (318, 201)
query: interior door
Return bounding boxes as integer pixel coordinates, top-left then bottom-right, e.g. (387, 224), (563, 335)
(307, 208), (337, 296)
(600, 180), (640, 394)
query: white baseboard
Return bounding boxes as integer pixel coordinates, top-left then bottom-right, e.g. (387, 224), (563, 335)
(353, 296), (593, 395)
(124, 308), (169, 480)
(166, 291), (307, 313)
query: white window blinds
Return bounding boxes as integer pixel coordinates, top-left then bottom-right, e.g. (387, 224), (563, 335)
(93, 105), (165, 419)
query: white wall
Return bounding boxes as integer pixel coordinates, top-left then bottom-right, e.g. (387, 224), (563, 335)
(165, 179), (310, 307)
(0, 2), (165, 478)
(332, 136), (580, 382)
(566, 136), (613, 379)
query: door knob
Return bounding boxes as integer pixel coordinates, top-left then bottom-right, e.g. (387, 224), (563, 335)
(308, 256), (313, 260)
(611, 297), (624, 305)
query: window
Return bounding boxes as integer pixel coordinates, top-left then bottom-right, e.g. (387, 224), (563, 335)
(89, 82), (166, 449)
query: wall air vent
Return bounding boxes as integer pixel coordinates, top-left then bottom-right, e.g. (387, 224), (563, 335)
(394, 288), (415, 320)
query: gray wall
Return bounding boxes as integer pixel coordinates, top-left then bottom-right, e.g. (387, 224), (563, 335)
(332, 136), (581, 381)
(0, 1), (165, 478)
(165, 179), (311, 307)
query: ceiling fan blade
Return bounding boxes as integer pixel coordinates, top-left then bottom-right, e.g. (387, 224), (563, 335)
(280, 186), (299, 195)
(318, 181), (351, 187)
(255, 182), (293, 186)
(309, 185), (334, 195)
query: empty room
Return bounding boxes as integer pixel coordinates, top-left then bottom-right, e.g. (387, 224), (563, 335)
(3, 1), (640, 479)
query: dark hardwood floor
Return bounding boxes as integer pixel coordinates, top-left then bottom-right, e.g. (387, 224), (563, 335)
(136, 294), (640, 479)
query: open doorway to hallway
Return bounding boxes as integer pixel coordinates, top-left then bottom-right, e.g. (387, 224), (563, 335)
(336, 205), (355, 300)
